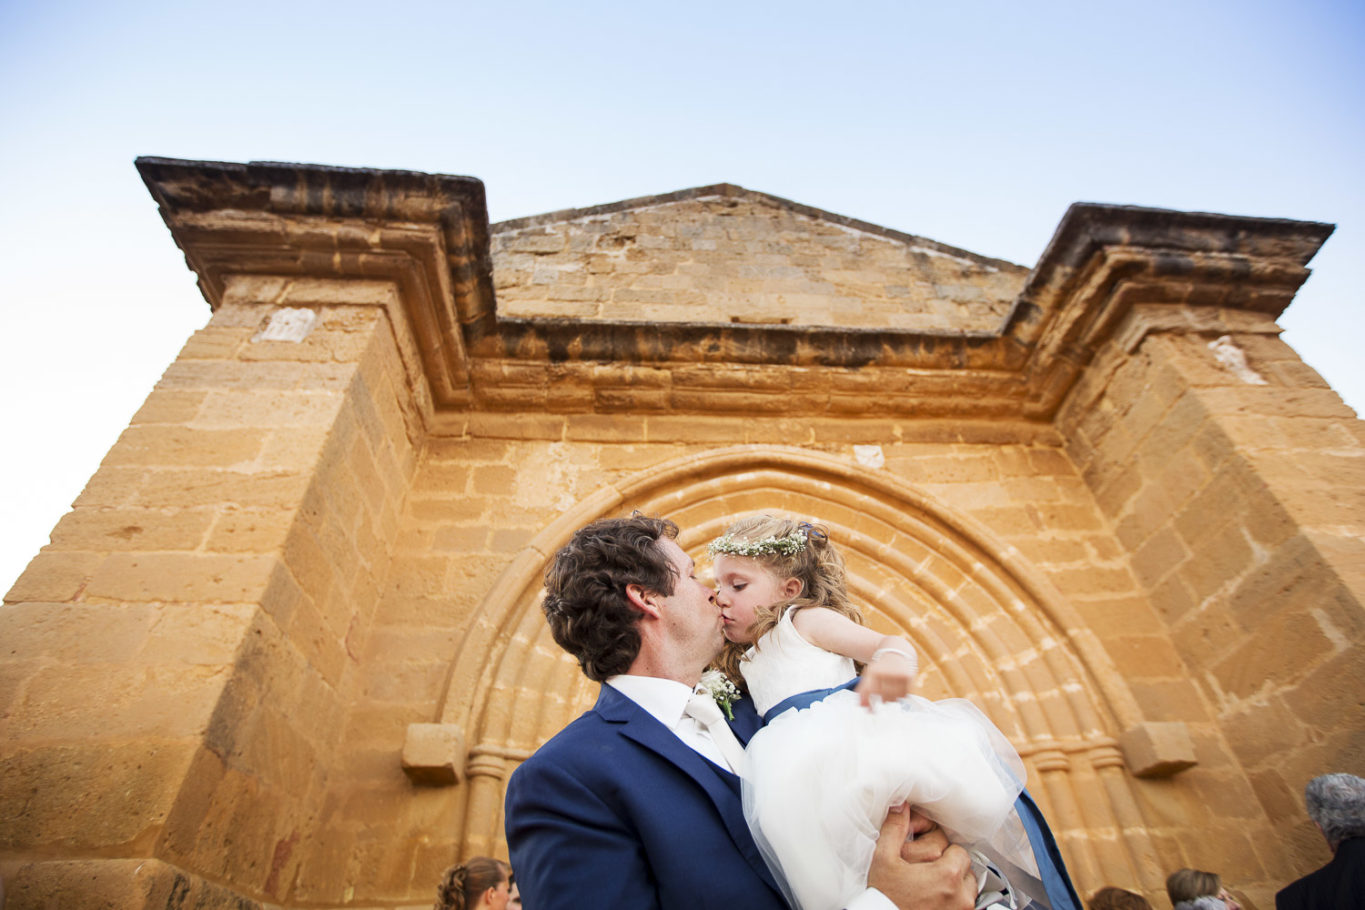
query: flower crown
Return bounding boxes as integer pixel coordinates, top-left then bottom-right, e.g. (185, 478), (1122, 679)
(707, 529), (807, 558)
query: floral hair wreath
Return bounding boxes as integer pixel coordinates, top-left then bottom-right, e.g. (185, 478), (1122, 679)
(706, 522), (825, 558)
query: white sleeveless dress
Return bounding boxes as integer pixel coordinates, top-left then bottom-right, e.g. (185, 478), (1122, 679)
(738, 608), (1036, 910)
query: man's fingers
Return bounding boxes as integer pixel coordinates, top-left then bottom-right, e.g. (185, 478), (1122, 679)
(941, 844), (973, 881)
(900, 825), (949, 863)
(905, 808), (937, 838)
(875, 802), (912, 855)
(942, 844), (977, 903)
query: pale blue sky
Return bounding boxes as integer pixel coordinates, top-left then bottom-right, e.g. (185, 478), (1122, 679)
(2, 0), (1361, 591)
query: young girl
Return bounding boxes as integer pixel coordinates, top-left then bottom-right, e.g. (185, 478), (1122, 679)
(433, 857), (516, 910)
(708, 515), (1043, 910)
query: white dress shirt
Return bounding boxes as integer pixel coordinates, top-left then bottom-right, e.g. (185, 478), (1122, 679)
(606, 674), (737, 771)
(604, 675), (897, 910)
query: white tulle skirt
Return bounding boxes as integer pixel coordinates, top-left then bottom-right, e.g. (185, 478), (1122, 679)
(740, 691), (1035, 910)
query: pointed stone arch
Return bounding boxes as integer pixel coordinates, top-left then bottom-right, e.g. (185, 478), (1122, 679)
(434, 445), (1166, 891)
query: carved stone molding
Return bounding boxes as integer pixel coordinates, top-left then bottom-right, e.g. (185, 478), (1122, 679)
(138, 158), (1333, 422)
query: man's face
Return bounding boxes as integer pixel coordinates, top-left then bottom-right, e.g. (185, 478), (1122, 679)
(652, 537), (723, 664)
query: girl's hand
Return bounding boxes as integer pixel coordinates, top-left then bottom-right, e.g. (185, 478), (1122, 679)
(792, 609), (920, 707)
(855, 644), (918, 707)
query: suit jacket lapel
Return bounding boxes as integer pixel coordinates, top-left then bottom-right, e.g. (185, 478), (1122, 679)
(593, 685), (782, 895)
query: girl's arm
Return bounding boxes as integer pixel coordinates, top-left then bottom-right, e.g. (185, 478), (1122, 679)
(791, 607), (919, 706)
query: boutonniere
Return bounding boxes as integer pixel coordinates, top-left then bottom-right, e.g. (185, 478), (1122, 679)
(699, 669), (740, 720)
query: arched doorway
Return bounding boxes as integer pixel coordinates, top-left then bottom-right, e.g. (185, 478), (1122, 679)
(433, 446), (1164, 892)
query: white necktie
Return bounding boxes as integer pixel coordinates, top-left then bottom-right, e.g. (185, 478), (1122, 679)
(684, 691), (746, 773)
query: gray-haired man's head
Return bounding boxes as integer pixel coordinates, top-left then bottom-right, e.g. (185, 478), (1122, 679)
(1304, 773), (1365, 851)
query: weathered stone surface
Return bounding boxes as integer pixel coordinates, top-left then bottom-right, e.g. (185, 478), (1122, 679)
(1119, 721), (1199, 777)
(492, 188), (1025, 332)
(401, 723), (466, 785)
(1, 161), (1356, 909)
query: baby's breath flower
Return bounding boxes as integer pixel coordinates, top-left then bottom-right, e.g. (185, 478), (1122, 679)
(699, 669), (741, 720)
(707, 531), (806, 559)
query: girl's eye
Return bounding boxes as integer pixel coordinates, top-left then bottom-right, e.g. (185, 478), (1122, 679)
(733, 583), (746, 592)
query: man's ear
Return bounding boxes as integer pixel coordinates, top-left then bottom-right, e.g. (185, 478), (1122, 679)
(625, 583), (663, 618)
(780, 577), (803, 600)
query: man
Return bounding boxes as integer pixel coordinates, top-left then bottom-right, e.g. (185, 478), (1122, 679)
(505, 516), (1060, 909)
(1275, 773), (1365, 910)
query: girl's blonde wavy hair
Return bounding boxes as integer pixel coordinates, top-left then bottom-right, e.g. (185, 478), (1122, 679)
(709, 514), (863, 688)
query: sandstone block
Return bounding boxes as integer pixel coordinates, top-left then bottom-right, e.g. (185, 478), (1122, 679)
(5, 856), (271, 910)
(1130, 527), (1189, 589)
(104, 425), (267, 469)
(432, 525), (489, 552)
(205, 507), (295, 554)
(0, 740), (198, 851)
(131, 389), (207, 425)
(1106, 633), (1192, 679)
(132, 468), (310, 509)
(177, 327), (249, 361)
(1212, 606), (1334, 700)
(8, 662), (228, 741)
(84, 552), (277, 605)
(195, 390), (344, 428)
(72, 466), (147, 508)
(565, 413), (646, 442)
(257, 426), (335, 471)
(471, 464), (517, 495)
(0, 602), (153, 663)
(1119, 721), (1198, 777)
(402, 722), (466, 785)
(48, 507), (215, 552)
(4, 551), (103, 604)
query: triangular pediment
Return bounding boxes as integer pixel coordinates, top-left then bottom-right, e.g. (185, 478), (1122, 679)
(491, 184), (1029, 334)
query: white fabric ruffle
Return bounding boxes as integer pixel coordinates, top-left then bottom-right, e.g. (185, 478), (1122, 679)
(740, 691), (1033, 910)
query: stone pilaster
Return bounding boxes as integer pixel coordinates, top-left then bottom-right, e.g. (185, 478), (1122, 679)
(1, 276), (421, 907)
(1057, 305), (1364, 901)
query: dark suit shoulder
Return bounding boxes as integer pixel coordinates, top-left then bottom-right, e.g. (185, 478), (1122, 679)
(1275, 838), (1365, 910)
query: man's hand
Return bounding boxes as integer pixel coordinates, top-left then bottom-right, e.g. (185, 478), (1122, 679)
(867, 804), (975, 910)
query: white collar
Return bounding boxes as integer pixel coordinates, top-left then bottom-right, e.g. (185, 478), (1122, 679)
(606, 675), (694, 730)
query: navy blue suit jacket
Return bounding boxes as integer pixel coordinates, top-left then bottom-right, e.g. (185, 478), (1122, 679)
(506, 684), (787, 910)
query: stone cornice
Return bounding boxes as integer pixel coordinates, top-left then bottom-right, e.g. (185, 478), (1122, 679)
(1008, 203), (1334, 415)
(137, 159), (1335, 423)
(137, 157), (494, 410)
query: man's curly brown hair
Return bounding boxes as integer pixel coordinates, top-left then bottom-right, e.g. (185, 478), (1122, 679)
(543, 515), (680, 682)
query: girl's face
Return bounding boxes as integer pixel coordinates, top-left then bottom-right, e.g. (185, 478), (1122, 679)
(484, 876), (512, 910)
(712, 555), (801, 644)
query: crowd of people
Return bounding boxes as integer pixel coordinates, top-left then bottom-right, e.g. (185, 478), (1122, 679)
(1083, 773), (1365, 910)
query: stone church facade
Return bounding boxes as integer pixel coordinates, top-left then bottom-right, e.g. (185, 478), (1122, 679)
(1, 158), (1361, 909)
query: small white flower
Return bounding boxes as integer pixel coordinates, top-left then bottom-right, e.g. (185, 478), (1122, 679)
(707, 531), (807, 558)
(699, 669), (741, 720)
